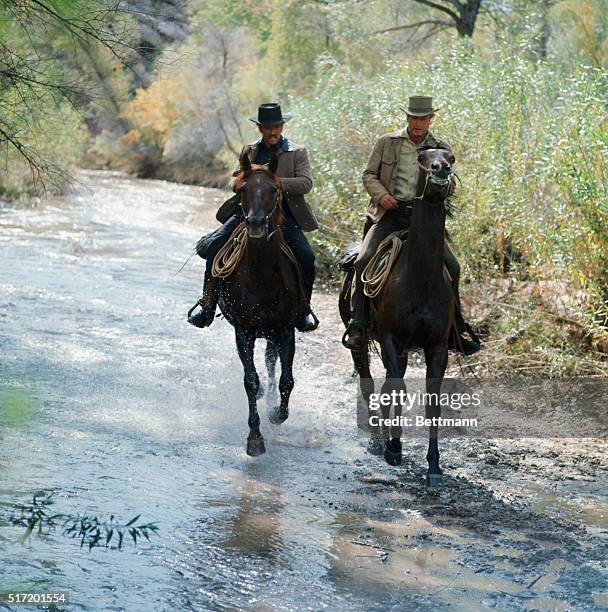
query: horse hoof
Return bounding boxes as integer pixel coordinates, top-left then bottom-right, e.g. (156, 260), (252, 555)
(384, 439), (402, 466)
(269, 406), (289, 425)
(426, 472), (442, 487)
(367, 435), (384, 456)
(247, 436), (266, 456)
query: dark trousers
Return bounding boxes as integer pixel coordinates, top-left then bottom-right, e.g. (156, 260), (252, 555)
(282, 215), (316, 301)
(202, 213), (316, 302)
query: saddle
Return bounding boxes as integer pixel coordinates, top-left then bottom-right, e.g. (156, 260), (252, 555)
(337, 242), (361, 271)
(338, 230), (410, 271)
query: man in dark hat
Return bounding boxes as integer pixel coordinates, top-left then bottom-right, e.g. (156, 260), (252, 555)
(342, 95), (480, 354)
(188, 103), (319, 332)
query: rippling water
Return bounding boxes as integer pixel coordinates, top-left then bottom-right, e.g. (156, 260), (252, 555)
(1, 171), (606, 612)
(0, 171), (377, 610)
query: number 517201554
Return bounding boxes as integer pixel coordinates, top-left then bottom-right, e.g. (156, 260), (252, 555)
(1, 592), (69, 605)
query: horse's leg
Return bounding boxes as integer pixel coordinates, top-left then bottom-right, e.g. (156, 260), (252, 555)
(424, 344), (448, 486)
(235, 327), (265, 456)
(351, 346), (380, 455)
(265, 340), (279, 401)
(379, 334), (406, 466)
(268, 329), (295, 425)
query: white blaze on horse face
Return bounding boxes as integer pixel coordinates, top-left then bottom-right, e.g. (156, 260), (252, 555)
(416, 150), (454, 198)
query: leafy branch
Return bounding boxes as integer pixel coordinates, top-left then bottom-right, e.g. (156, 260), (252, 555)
(2, 495), (159, 551)
(0, 0), (137, 191)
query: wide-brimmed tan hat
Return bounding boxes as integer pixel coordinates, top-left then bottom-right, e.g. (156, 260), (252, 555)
(400, 95), (440, 117)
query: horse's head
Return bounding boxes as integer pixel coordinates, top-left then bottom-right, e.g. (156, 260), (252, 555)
(235, 153), (283, 240)
(415, 145), (455, 203)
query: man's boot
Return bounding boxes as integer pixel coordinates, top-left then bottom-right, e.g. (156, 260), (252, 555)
(295, 312), (318, 332)
(446, 259), (481, 356)
(293, 249), (318, 332)
(187, 276), (220, 328)
(342, 279), (369, 350)
(450, 304), (481, 356)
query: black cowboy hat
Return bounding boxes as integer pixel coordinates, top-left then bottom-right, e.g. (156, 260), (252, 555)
(249, 103), (292, 126)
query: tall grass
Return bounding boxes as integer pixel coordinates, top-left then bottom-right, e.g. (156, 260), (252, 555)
(290, 41), (608, 340)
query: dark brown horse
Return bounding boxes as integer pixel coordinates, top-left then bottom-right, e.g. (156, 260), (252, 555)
(219, 154), (303, 456)
(340, 146), (456, 486)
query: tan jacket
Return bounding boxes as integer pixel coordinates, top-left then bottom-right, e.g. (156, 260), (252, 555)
(219, 139), (319, 232)
(362, 128), (447, 223)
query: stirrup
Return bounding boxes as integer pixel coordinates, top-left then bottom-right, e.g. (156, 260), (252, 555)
(187, 293), (218, 328)
(341, 319), (366, 350)
(187, 297), (205, 319)
(296, 310), (319, 332)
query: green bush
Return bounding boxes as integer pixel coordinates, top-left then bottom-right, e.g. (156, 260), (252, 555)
(289, 41), (608, 332)
(0, 101), (87, 200)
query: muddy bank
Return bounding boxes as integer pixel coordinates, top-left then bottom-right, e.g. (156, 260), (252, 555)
(308, 292), (608, 611)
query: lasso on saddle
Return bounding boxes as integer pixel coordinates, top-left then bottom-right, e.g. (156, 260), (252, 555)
(339, 230), (452, 300)
(192, 220), (310, 321)
(211, 221), (302, 279)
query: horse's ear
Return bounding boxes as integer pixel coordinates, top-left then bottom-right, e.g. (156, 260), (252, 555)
(240, 151), (252, 176)
(268, 153), (279, 176)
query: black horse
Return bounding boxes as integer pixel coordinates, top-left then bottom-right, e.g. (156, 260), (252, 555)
(219, 154), (305, 456)
(340, 146), (457, 485)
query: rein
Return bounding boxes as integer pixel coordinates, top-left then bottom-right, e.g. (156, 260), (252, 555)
(263, 191), (281, 241)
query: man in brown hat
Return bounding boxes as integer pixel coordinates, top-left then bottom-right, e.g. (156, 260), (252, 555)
(188, 103), (319, 332)
(343, 95), (480, 354)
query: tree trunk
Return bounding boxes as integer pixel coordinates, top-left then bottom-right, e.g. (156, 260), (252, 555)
(537, 0), (551, 60)
(456, 0), (482, 37)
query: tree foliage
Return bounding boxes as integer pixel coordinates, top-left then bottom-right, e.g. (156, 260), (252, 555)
(0, 0), (136, 194)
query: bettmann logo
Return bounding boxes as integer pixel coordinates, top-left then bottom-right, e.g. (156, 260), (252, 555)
(369, 415), (479, 427)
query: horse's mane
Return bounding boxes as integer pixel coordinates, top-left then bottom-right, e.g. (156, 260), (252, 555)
(234, 164), (279, 191)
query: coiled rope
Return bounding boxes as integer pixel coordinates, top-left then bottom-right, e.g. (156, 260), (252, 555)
(361, 234), (403, 299)
(211, 222), (248, 278)
(211, 221), (299, 279)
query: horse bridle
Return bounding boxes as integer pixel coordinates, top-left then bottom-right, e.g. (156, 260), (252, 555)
(238, 170), (283, 241)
